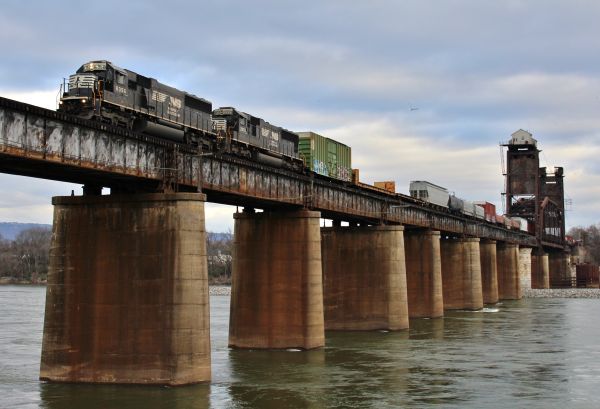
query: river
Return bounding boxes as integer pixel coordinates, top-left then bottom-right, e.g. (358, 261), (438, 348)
(1, 285), (599, 408)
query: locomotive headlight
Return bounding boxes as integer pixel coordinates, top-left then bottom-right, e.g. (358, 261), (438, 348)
(82, 98), (87, 103)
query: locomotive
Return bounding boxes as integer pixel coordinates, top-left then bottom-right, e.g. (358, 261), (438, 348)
(58, 60), (302, 170)
(211, 107), (302, 170)
(59, 60), (212, 144)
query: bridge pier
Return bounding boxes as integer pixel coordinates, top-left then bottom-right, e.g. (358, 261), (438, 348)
(531, 252), (550, 289)
(497, 243), (521, 299)
(518, 247), (533, 290)
(40, 193), (210, 385)
(440, 237), (483, 310)
(229, 210), (324, 349)
(549, 252), (571, 287)
(480, 240), (499, 304)
(321, 225), (408, 331)
(404, 230), (444, 318)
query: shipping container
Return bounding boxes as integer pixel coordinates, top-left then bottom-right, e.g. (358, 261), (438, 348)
(474, 204), (485, 219)
(352, 169), (360, 184)
(298, 131), (352, 182)
(374, 181), (396, 193)
(495, 214), (505, 225)
(475, 201), (497, 223)
(512, 217), (529, 232)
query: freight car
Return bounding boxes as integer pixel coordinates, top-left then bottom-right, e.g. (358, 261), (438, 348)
(409, 181), (451, 208)
(409, 181), (485, 220)
(297, 131), (352, 182)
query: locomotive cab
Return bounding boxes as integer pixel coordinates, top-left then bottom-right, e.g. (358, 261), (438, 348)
(58, 60), (125, 118)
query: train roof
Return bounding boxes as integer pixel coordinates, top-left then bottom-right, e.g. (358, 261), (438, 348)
(409, 180), (448, 191)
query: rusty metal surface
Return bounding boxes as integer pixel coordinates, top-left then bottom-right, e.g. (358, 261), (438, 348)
(0, 96), (538, 246)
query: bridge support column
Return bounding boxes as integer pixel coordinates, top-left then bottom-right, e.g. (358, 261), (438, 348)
(480, 240), (498, 304)
(229, 210), (324, 349)
(549, 252), (571, 287)
(518, 247), (533, 290)
(531, 252), (550, 289)
(40, 193), (210, 385)
(404, 230), (444, 318)
(497, 243), (521, 299)
(321, 225), (408, 331)
(440, 238), (483, 310)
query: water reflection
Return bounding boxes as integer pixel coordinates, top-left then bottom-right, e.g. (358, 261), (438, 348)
(39, 382), (210, 409)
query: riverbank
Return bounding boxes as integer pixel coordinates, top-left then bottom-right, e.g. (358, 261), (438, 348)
(4, 281), (599, 299)
(210, 285), (231, 296)
(211, 287), (600, 298)
(523, 288), (600, 298)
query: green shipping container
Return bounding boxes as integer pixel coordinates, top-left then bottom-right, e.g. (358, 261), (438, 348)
(297, 131), (352, 182)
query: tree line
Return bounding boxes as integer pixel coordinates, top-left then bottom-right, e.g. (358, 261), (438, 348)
(0, 228), (51, 283)
(568, 224), (600, 265)
(0, 228), (233, 284)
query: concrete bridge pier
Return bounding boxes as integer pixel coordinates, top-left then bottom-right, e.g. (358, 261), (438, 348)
(480, 240), (499, 304)
(531, 252), (550, 289)
(549, 252), (571, 287)
(518, 247), (533, 291)
(40, 193), (210, 385)
(404, 230), (444, 318)
(229, 210), (324, 349)
(497, 243), (521, 299)
(321, 225), (408, 331)
(440, 237), (483, 310)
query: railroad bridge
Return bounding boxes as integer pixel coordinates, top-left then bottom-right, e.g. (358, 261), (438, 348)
(0, 97), (566, 385)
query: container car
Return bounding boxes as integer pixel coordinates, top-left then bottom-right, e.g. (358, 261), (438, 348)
(297, 131), (352, 182)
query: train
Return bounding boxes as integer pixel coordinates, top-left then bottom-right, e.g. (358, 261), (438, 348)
(59, 60), (530, 233)
(58, 60), (304, 171)
(408, 180), (528, 230)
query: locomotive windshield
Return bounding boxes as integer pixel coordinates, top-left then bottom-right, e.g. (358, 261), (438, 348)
(81, 61), (107, 72)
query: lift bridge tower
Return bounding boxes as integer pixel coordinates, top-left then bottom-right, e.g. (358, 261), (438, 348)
(502, 129), (565, 248)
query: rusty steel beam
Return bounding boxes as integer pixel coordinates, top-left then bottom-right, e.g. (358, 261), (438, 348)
(0, 96), (537, 246)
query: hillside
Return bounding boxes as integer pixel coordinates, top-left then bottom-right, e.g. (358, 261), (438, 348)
(0, 223), (52, 241)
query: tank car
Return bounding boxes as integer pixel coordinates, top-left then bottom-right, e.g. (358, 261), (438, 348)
(211, 107), (302, 170)
(447, 194), (464, 213)
(58, 60), (213, 144)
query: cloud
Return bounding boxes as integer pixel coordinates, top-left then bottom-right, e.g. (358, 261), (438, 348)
(1, 0), (599, 232)
(0, 90), (57, 110)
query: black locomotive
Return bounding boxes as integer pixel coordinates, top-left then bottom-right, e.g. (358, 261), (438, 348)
(59, 60), (301, 169)
(212, 107), (300, 169)
(59, 60), (212, 144)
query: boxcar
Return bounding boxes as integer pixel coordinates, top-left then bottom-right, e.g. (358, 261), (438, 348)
(297, 131), (352, 182)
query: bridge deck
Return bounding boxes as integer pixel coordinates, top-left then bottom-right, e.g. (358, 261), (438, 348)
(0, 97), (542, 247)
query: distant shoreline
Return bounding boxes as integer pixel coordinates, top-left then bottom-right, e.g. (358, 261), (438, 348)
(0, 280), (232, 295)
(3, 282), (599, 299)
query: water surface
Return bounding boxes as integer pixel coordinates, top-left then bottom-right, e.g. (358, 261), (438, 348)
(1, 286), (599, 408)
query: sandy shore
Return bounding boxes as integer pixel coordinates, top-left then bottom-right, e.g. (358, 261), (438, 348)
(523, 288), (600, 298)
(5, 283), (599, 299)
(209, 286), (231, 296)
(206, 286), (600, 299)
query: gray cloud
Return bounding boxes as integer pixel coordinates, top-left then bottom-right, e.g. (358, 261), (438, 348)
(1, 0), (599, 230)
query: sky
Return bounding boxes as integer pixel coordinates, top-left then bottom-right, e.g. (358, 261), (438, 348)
(1, 0), (599, 232)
